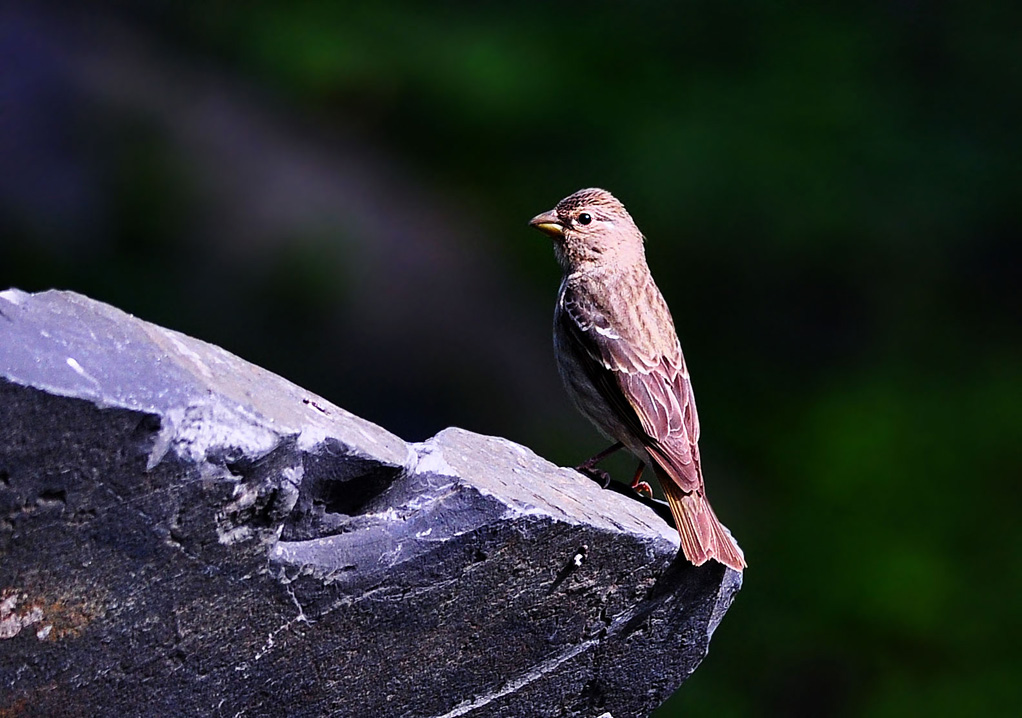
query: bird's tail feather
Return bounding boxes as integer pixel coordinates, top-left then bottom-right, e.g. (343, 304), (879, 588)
(655, 467), (746, 572)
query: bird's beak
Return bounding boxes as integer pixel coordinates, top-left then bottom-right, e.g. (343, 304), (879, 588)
(529, 210), (564, 238)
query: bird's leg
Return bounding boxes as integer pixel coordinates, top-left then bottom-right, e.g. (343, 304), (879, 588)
(630, 462), (653, 498)
(575, 442), (624, 488)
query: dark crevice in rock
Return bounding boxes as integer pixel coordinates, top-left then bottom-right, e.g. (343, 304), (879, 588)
(36, 488), (67, 507)
(281, 448), (405, 542)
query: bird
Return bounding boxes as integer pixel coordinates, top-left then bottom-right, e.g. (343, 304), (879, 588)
(529, 188), (745, 572)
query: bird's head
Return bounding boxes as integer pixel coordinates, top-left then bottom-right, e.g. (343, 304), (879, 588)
(529, 188), (644, 272)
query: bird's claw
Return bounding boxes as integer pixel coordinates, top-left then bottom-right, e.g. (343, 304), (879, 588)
(576, 465), (613, 489)
(631, 480), (653, 499)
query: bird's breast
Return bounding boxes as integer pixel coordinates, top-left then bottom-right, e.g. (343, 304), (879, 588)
(552, 304), (648, 459)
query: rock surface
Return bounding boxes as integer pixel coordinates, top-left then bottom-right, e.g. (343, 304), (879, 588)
(0, 289), (741, 718)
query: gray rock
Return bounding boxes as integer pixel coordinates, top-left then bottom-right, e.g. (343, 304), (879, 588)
(0, 289), (741, 717)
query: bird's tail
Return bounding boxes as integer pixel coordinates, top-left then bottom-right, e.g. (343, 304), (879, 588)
(654, 466), (746, 572)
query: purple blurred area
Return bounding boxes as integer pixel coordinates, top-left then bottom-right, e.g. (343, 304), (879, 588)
(0, 1), (570, 448)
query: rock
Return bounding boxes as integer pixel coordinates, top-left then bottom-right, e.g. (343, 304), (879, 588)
(0, 289), (741, 718)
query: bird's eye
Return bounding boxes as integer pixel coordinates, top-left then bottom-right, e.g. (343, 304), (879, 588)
(577, 213), (592, 226)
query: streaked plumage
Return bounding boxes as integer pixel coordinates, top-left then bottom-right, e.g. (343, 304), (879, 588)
(530, 188), (745, 571)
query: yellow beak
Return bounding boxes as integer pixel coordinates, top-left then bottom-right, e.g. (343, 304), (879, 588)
(529, 210), (564, 238)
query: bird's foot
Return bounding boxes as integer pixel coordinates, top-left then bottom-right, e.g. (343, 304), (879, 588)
(574, 442), (624, 489)
(576, 464), (613, 489)
(629, 462), (653, 498)
(631, 480), (654, 499)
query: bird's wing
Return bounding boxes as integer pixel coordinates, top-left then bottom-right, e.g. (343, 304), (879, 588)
(559, 278), (703, 493)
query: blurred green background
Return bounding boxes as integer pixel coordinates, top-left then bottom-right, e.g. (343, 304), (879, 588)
(2, 1), (1020, 715)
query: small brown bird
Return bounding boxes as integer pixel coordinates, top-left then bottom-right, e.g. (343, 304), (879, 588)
(530, 188), (745, 571)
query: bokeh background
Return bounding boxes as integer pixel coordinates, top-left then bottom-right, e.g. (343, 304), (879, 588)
(2, 1), (1020, 715)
